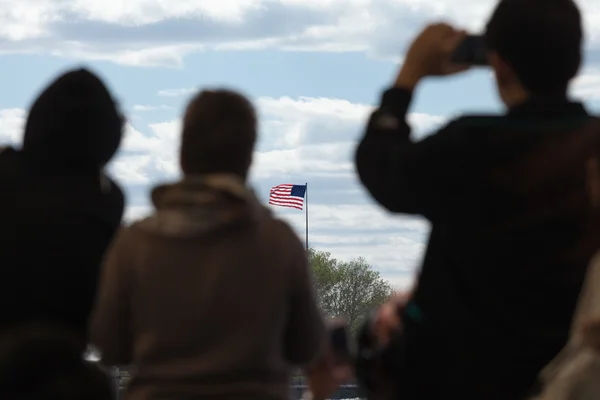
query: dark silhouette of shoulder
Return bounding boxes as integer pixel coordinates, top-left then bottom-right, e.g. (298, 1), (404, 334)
(0, 68), (125, 339)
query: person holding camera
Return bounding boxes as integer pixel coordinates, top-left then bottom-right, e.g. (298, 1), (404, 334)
(355, 0), (600, 398)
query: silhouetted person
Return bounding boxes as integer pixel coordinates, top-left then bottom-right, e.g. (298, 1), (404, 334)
(0, 68), (125, 346)
(0, 321), (113, 400)
(91, 89), (329, 400)
(356, 0), (600, 398)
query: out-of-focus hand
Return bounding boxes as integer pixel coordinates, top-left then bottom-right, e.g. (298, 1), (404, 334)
(373, 292), (411, 347)
(305, 339), (353, 400)
(395, 23), (470, 89)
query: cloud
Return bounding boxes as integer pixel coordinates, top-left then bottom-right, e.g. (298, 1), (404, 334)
(0, 109), (26, 146)
(0, 93), (443, 285)
(124, 205), (154, 222)
(2, 0), (600, 67)
(276, 204), (429, 271)
(119, 199), (431, 285)
(571, 69), (600, 101)
(157, 87), (197, 97)
(113, 93), (446, 185)
(116, 93), (445, 185)
(110, 120), (181, 185)
(132, 104), (173, 111)
(112, 94), (442, 285)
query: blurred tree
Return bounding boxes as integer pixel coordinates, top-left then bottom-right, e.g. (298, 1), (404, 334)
(308, 248), (393, 335)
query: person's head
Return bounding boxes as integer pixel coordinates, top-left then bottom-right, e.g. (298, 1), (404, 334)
(180, 89), (257, 181)
(0, 321), (113, 400)
(22, 67), (123, 169)
(484, 0), (583, 107)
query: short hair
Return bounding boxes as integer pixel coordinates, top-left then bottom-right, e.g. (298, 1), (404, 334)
(485, 0), (582, 95)
(180, 89), (257, 179)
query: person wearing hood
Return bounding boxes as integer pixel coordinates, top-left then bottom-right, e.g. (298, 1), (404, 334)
(89, 89), (349, 400)
(0, 68), (125, 346)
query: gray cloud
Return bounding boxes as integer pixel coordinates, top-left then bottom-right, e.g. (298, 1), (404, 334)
(2, 0), (599, 67)
(50, 4), (328, 45)
(94, 92), (441, 281)
(5, 0), (599, 285)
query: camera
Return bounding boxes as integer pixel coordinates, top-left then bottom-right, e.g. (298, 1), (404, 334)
(355, 312), (391, 400)
(327, 313), (404, 400)
(450, 34), (488, 66)
(354, 310), (409, 400)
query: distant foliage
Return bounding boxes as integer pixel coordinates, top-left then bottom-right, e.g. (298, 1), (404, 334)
(308, 248), (393, 335)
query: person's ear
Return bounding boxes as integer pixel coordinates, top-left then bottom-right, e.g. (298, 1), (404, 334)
(488, 51), (512, 87)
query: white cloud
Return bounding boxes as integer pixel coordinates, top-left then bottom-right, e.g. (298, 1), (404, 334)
(112, 95), (442, 283)
(66, 0), (264, 25)
(132, 104), (173, 111)
(124, 205), (153, 222)
(0, 109), (26, 145)
(110, 120), (181, 184)
(571, 69), (600, 100)
(118, 201), (429, 289)
(157, 87), (197, 97)
(50, 44), (201, 68)
(0, 0), (599, 67)
(0, 94), (442, 285)
(112, 93), (445, 185)
(0, 1), (60, 41)
(388, 274), (416, 292)
(276, 204), (429, 269)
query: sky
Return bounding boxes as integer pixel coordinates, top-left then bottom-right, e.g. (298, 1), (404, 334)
(2, 0), (600, 291)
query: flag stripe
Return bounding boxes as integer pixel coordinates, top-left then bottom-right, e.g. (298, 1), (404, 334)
(269, 196), (304, 205)
(268, 183), (306, 210)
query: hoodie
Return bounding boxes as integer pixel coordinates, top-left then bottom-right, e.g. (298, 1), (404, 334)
(90, 175), (325, 400)
(0, 68), (125, 342)
(22, 68), (122, 168)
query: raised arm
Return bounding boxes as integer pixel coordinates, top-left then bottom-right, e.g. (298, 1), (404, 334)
(356, 87), (420, 214)
(356, 87), (462, 219)
(356, 23), (475, 220)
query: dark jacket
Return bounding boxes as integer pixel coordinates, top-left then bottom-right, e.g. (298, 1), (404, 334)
(0, 321), (113, 400)
(0, 68), (125, 342)
(355, 87), (600, 399)
(90, 174), (325, 400)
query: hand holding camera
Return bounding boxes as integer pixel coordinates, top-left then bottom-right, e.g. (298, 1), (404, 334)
(395, 23), (477, 89)
(354, 292), (412, 400)
(304, 318), (354, 400)
(372, 292), (411, 346)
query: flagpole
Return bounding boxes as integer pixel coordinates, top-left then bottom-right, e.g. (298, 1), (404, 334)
(305, 182), (308, 251)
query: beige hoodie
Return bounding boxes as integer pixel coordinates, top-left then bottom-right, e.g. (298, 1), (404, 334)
(90, 174), (325, 400)
(533, 252), (600, 400)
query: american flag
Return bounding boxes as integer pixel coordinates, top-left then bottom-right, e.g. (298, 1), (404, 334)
(269, 184), (307, 210)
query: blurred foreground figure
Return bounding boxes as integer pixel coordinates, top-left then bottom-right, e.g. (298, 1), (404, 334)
(0, 68), (125, 345)
(91, 89), (345, 400)
(532, 253), (600, 400)
(0, 321), (113, 400)
(355, 0), (600, 398)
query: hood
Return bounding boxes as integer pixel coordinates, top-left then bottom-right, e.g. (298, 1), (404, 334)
(21, 68), (122, 168)
(136, 174), (269, 238)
